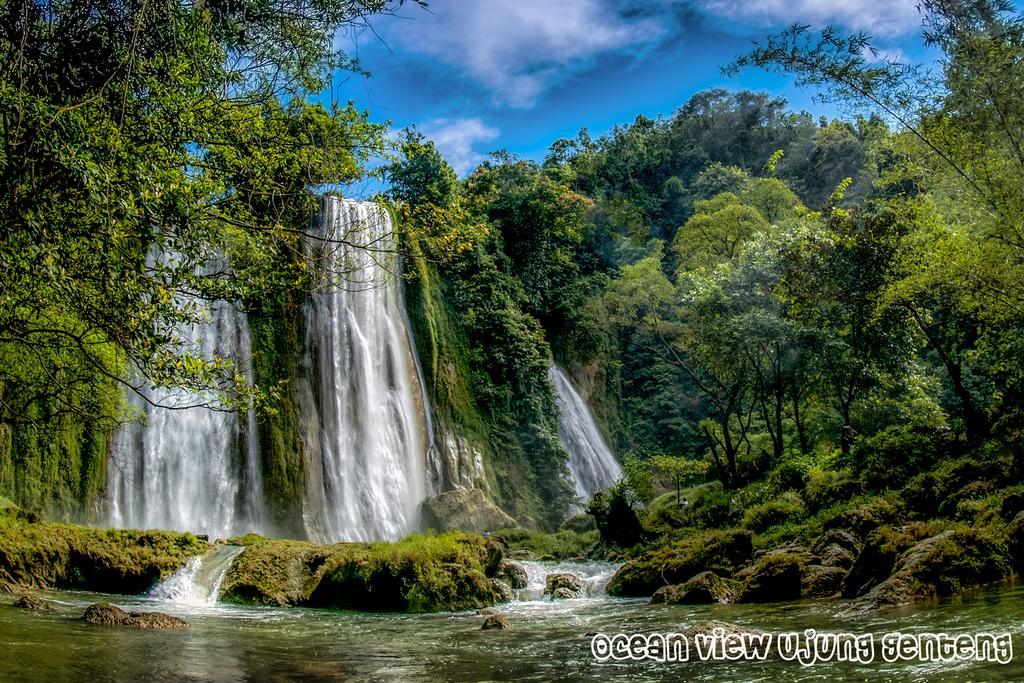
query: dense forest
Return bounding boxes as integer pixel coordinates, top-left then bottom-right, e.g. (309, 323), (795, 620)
(388, 0), (1024, 602)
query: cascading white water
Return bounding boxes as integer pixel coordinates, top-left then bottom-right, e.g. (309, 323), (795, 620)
(150, 545), (245, 606)
(549, 364), (623, 500)
(298, 198), (429, 542)
(107, 272), (265, 540)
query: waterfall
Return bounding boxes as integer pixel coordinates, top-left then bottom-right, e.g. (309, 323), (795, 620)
(108, 281), (264, 540)
(150, 545), (245, 606)
(549, 364), (622, 500)
(297, 198), (429, 542)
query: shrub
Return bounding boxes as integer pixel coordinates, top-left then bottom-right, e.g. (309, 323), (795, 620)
(852, 425), (945, 491)
(742, 492), (806, 533)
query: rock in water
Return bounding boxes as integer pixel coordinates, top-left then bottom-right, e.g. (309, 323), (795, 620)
(544, 573), (583, 598)
(490, 579), (513, 603)
(419, 489), (517, 534)
(499, 561), (529, 589)
(481, 614), (511, 630)
(82, 603), (188, 629)
(735, 554), (804, 603)
(650, 571), (739, 605)
(12, 595), (51, 611)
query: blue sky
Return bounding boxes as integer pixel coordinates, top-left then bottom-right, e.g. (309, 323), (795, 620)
(328, 0), (935, 185)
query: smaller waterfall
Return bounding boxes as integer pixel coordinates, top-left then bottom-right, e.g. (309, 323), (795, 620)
(107, 286), (265, 540)
(517, 561), (620, 601)
(149, 545), (245, 606)
(549, 365), (623, 500)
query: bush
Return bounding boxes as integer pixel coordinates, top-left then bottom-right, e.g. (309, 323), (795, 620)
(804, 468), (861, 512)
(852, 425), (945, 491)
(742, 492), (806, 533)
(491, 527), (598, 560)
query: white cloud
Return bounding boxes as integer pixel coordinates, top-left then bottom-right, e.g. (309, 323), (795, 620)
(388, 0), (667, 107)
(419, 117), (500, 176)
(699, 0), (922, 38)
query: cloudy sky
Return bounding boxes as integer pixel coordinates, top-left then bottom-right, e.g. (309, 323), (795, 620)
(328, 0), (931, 180)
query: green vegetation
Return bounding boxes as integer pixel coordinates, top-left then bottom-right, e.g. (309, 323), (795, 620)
(221, 532), (503, 613)
(0, 506), (207, 594)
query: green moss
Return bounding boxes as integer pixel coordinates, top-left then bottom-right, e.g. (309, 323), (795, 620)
(492, 527), (599, 560)
(0, 395), (113, 521)
(0, 511), (207, 593)
(222, 532), (503, 613)
(742, 492), (807, 533)
(404, 253), (548, 527)
(247, 289), (307, 537)
(607, 528), (753, 597)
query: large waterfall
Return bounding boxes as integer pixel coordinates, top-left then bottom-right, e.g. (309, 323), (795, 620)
(108, 291), (264, 539)
(297, 198), (429, 542)
(549, 365), (622, 500)
(107, 199), (431, 542)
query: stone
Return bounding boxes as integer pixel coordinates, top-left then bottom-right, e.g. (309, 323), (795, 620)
(810, 529), (861, 569)
(544, 573), (583, 598)
(481, 614), (511, 630)
(490, 579), (513, 603)
(1008, 512), (1024, 568)
(847, 529), (1010, 613)
(419, 489), (517, 534)
(499, 561), (528, 589)
(800, 565), (846, 598)
(841, 526), (913, 598)
(735, 554), (804, 603)
(607, 529), (753, 597)
(649, 571), (739, 605)
(12, 594), (51, 611)
(82, 603), (188, 629)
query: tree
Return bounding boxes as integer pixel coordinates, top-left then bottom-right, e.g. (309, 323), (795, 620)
(0, 0), (417, 427)
(651, 454), (709, 504)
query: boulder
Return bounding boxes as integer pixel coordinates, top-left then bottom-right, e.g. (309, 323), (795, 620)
(481, 613), (511, 630)
(82, 603), (187, 629)
(498, 561), (528, 590)
(650, 571), (739, 605)
(735, 554), (804, 603)
(841, 526), (913, 598)
(1008, 512), (1024, 568)
(544, 573), (582, 598)
(810, 529), (860, 570)
(607, 529), (753, 597)
(12, 594), (50, 611)
(1001, 492), (1024, 522)
(848, 529), (1011, 613)
(490, 579), (513, 603)
(419, 489), (516, 534)
(800, 565), (846, 598)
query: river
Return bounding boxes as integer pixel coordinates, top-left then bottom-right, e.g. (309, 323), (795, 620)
(1, 562), (1021, 681)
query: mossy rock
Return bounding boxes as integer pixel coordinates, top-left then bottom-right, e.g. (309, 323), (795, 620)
(222, 533), (501, 613)
(735, 553), (804, 603)
(307, 534), (499, 613)
(650, 571), (740, 605)
(0, 515), (207, 594)
(220, 540), (333, 606)
(841, 525), (915, 598)
(849, 528), (1011, 612)
(800, 565), (846, 598)
(607, 529), (753, 597)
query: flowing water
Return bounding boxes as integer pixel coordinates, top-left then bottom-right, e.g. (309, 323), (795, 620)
(4, 575), (1023, 681)
(107, 277), (264, 540)
(107, 198), (432, 543)
(149, 546), (246, 606)
(550, 364), (623, 501)
(297, 198), (429, 542)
